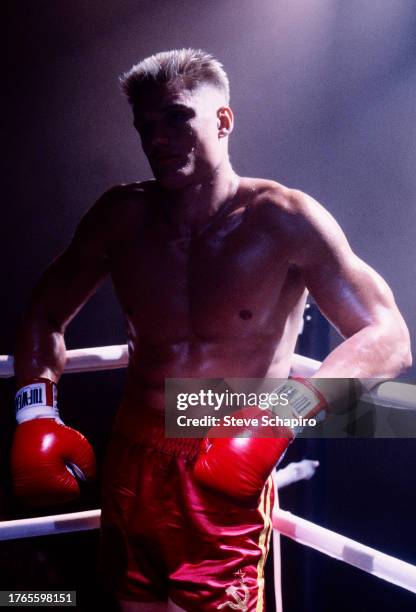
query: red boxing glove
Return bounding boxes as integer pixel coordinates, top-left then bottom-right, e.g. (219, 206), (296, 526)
(194, 431), (291, 502)
(194, 378), (327, 502)
(11, 378), (96, 506)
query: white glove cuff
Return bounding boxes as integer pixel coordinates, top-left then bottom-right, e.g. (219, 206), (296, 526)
(268, 377), (327, 435)
(15, 379), (61, 424)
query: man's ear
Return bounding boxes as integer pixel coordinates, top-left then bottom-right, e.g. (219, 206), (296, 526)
(217, 106), (234, 138)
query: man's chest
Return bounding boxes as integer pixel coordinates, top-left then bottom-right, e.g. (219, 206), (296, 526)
(109, 215), (293, 338)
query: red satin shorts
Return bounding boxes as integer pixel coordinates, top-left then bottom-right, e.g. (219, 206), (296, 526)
(99, 414), (275, 611)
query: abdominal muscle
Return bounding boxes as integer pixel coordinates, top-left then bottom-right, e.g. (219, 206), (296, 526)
(114, 330), (298, 436)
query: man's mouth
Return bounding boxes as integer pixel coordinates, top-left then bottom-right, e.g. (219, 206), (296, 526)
(154, 152), (180, 163)
(159, 156), (178, 164)
(153, 154), (184, 170)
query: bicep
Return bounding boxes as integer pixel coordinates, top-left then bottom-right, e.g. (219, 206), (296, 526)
(304, 254), (398, 338)
(27, 204), (111, 331)
(290, 194), (399, 338)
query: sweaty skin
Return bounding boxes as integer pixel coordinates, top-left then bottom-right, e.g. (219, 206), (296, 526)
(13, 78), (411, 612)
(14, 177), (410, 414)
(14, 81), (411, 406)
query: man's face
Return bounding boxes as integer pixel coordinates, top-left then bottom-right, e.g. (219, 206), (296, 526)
(132, 81), (229, 189)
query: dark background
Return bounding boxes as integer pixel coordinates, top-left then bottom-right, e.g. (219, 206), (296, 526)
(3, 1), (416, 610)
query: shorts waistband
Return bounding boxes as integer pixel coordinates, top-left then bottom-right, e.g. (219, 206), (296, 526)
(113, 407), (202, 458)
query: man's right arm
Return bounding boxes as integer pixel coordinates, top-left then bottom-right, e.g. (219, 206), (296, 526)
(11, 188), (120, 506)
(14, 188), (117, 384)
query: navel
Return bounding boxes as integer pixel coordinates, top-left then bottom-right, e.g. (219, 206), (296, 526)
(239, 309), (253, 320)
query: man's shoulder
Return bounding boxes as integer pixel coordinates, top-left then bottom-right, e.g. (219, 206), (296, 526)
(75, 181), (155, 242)
(241, 179), (341, 255)
(243, 178), (319, 225)
(85, 180), (155, 222)
(99, 180), (155, 207)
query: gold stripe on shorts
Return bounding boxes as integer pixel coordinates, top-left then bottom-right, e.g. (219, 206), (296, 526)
(255, 475), (274, 612)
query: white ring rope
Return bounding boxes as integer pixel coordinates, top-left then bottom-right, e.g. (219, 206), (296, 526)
(0, 345), (414, 411)
(273, 509), (416, 594)
(0, 510), (100, 541)
(1, 507), (414, 595)
(1, 345), (415, 598)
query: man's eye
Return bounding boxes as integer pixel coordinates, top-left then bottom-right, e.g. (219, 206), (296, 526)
(167, 111), (188, 125)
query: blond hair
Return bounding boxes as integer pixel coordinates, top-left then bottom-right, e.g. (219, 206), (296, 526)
(120, 48), (230, 105)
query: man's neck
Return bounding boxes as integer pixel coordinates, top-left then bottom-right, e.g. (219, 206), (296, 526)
(160, 160), (240, 232)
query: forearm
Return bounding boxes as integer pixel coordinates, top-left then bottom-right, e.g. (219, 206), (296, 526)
(12, 316), (95, 506)
(316, 322), (411, 379)
(14, 315), (67, 385)
(310, 322), (411, 405)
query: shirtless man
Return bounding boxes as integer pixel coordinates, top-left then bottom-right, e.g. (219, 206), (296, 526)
(11, 49), (411, 611)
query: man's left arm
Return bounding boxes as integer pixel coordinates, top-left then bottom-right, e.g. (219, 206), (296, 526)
(288, 190), (412, 382)
(193, 189), (412, 502)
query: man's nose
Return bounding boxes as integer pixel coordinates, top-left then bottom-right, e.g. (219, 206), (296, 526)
(149, 123), (169, 148)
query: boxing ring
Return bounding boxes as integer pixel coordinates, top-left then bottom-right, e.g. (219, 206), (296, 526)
(1, 345), (415, 604)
